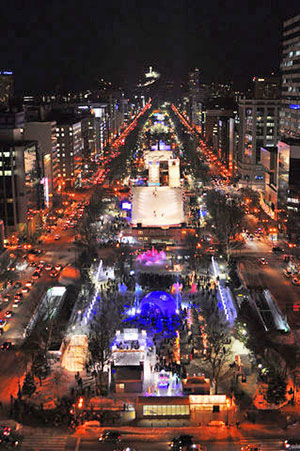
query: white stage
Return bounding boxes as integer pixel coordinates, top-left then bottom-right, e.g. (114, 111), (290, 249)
(131, 186), (185, 227)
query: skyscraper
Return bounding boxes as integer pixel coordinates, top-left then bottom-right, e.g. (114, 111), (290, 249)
(237, 77), (281, 189)
(281, 15), (300, 138)
(0, 70), (14, 108)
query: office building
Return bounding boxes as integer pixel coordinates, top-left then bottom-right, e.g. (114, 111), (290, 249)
(281, 15), (300, 138)
(80, 115), (96, 158)
(54, 120), (83, 190)
(237, 77), (281, 189)
(260, 140), (300, 240)
(0, 70), (14, 108)
(0, 140), (42, 235)
(188, 68), (202, 128)
(24, 121), (57, 207)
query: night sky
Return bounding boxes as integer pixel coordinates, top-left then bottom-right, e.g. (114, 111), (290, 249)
(0, 0), (299, 93)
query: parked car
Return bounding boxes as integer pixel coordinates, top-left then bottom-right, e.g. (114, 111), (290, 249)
(272, 246), (284, 253)
(292, 277), (300, 286)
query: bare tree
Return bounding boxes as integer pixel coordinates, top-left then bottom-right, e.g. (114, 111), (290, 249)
(198, 308), (232, 394)
(88, 296), (123, 387)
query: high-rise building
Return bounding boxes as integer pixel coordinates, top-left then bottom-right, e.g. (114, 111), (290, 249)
(281, 15), (300, 138)
(0, 140), (42, 234)
(81, 115), (96, 158)
(188, 68), (202, 127)
(24, 121), (57, 207)
(237, 77), (281, 189)
(0, 70), (14, 108)
(54, 120), (83, 190)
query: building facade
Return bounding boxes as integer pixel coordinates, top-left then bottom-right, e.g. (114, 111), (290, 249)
(237, 92), (280, 189)
(54, 120), (83, 190)
(24, 121), (57, 207)
(0, 70), (14, 108)
(0, 140), (42, 236)
(281, 15), (300, 139)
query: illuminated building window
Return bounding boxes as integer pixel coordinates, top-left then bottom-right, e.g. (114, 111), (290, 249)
(142, 405), (189, 416)
(4, 170), (11, 176)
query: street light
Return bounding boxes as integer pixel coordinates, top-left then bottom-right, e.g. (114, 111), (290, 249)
(226, 398), (231, 425)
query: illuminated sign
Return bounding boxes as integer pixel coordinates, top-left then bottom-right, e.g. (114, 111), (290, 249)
(289, 104), (300, 110)
(120, 201), (132, 211)
(189, 395), (227, 404)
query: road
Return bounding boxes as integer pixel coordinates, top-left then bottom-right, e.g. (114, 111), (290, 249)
(19, 434), (287, 450)
(234, 235), (300, 327)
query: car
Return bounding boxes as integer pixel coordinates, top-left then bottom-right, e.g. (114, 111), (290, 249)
(32, 271), (40, 280)
(272, 246), (284, 253)
(284, 439), (300, 449)
(207, 420), (226, 427)
(12, 301), (21, 308)
(38, 260), (45, 268)
(21, 286), (30, 295)
(54, 234), (61, 240)
(1, 341), (12, 351)
(3, 295), (10, 303)
(54, 264), (62, 272)
(292, 277), (300, 286)
(13, 282), (22, 289)
(170, 435), (195, 450)
(4, 311), (13, 318)
(49, 270), (59, 278)
(283, 269), (292, 278)
(99, 431), (121, 444)
(13, 292), (23, 301)
(45, 263), (52, 271)
(241, 446), (262, 451)
(258, 258), (268, 265)
(25, 280), (33, 288)
(0, 319), (7, 328)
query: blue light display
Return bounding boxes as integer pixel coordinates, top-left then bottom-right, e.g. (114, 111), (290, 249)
(289, 104), (300, 110)
(140, 291), (177, 317)
(120, 200), (132, 211)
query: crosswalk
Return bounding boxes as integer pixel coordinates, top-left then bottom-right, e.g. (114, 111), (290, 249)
(21, 432), (68, 450)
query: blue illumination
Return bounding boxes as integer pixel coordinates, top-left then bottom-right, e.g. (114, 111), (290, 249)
(120, 200), (132, 211)
(140, 291), (177, 317)
(289, 104), (300, 110)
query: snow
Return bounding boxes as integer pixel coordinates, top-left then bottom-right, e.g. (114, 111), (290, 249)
(131, 186), (184, 227)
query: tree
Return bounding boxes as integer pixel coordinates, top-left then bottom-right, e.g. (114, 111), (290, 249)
(22, 372), (36, 397)
(265, 372), (287, 405)
(184, 232), (199, 269)
(206, 191), (245, 260)
(198, 308), (232, 394)
(88, 297), (123, 388)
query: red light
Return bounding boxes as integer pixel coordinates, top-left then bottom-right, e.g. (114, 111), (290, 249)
(77, 397), (84, 409)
